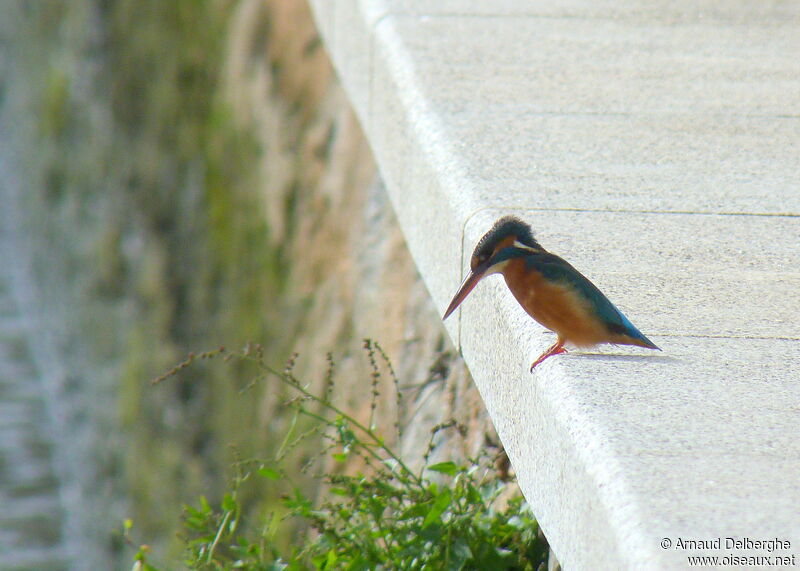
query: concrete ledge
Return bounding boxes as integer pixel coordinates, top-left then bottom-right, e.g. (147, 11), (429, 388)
(310, 1), (800, 567)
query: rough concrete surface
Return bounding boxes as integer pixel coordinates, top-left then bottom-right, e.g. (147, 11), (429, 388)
(310, 0), (800, 568)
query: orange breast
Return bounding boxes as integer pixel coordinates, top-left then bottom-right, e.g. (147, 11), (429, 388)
(502, 258), (613, 347)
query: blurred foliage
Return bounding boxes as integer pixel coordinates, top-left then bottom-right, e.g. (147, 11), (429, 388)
(18, 0), (287, 562)
(126, 343), (549, 570)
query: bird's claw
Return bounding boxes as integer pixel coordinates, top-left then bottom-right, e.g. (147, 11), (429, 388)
(529, 344), (567, 372)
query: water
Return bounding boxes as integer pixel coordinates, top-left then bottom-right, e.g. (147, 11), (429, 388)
(0, 146), (73, 569)
(0, 4), (105, 567)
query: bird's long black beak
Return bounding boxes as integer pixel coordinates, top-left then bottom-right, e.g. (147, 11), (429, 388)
(442, 262), (490, 320)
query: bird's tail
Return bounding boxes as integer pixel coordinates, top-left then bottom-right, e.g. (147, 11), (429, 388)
(628, 332), (660, 351)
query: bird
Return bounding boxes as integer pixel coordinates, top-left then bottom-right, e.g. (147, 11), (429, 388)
(442, 216), (659, 371)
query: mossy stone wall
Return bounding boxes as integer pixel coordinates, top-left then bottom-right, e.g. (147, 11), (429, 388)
(2, 0), (492, 566)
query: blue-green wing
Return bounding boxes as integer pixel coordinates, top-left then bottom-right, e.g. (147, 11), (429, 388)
(524, 251), (657, 348)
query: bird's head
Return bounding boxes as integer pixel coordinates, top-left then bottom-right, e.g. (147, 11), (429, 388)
(442, 216), (541, 320)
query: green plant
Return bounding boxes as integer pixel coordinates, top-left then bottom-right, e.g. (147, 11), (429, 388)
(130, 341), (549, 570)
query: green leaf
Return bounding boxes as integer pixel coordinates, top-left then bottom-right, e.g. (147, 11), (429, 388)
(423, 487), (452, 528)
(466, 483), (482, 505)
(427, 462), (458, 476)
(258, 467), (281, 480)
(222, 493), (236, 512)
(325, 548), (337, 568)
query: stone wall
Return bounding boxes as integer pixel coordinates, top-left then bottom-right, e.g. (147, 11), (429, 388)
(1, 0), (491, 567)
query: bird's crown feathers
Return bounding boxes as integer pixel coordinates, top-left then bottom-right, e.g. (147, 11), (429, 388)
(472, 216), (540, 260)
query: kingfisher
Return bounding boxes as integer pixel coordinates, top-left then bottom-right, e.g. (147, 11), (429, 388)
(443, 216), (660, 370)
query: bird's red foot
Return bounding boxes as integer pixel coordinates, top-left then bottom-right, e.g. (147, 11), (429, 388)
(530, 340), (566, 372)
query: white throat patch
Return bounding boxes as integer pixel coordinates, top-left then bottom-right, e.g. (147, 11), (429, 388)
(512, 241), (539, 253)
